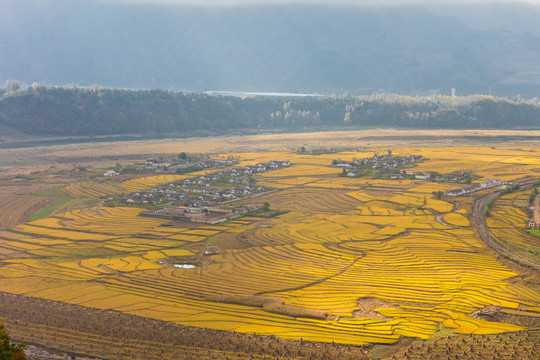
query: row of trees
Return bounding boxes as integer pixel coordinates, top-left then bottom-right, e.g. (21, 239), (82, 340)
(1, 87), (539, 137)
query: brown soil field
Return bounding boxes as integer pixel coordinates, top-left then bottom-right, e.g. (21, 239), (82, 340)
(0, 292), (371, 360)
(0, 194), (56, 229)
(1, 291), (538, 359)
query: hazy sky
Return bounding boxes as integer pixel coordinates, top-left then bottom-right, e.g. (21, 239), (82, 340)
(112, 0), (540, 5)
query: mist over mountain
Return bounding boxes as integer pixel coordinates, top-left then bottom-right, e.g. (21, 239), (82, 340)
(2, 0), (540, 97)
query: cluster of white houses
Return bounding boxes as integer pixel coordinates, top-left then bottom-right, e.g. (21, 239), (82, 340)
(332, 154), (424, 172)
(392, 170), (472, 181)
(119, 160), (290, 210)
(444, 178), (504, 197)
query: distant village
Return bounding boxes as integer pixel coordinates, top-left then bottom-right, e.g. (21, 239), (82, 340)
(329, 153), (509, 195)
(103, 155), (236, 177)
(444, 178), (506, 197)
(111, 160), (292, 223)
(331, 153), (476, 182)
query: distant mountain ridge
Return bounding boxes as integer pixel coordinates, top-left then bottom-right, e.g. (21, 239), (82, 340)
(1, 1), (540, 97)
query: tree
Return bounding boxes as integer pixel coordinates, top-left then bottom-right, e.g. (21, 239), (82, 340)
(179, 152), (187, 160)
(0, 323), (26, 360)
(4, 80), (21, 93)
(529, 188), (538, 206)
(262, 202), (270, 212)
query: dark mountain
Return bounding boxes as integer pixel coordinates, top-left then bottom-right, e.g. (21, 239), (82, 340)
(1, 1), (540, 97)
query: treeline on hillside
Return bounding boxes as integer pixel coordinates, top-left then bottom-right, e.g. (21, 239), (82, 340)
(0, 87), (539, 136)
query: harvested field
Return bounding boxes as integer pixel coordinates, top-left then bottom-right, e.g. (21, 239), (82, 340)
(0, 194), (57, 229)
(0, 292), (370, 360)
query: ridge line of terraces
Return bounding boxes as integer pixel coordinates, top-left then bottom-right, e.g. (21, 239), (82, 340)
(255, 251), (365, 297)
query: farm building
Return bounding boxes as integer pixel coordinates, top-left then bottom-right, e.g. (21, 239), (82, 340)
(203, 246), (219, 256)
(103, 170), (119, 176)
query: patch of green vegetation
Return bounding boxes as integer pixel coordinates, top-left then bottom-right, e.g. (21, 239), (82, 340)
(428, 324), (455, 342)
(246, 203), (285, 218)
(528, 229), (540, 237)
(72, 247), (122, 258)
(529, 188), (538, 206)
(484, 197), (496, 217)
(246, 210), (285, 218)
(33, 186), (68, 197)
(28, 197), (71, 221)
(82, 199), (98, 206)
(175, 166), (204, 174)
(499, 183), (520, 195)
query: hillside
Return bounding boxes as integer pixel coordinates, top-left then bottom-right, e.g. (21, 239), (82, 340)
(1, 1), (540, 97)
(0, 87), (539, 138)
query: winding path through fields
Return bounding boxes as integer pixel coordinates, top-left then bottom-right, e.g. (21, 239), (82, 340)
(472, 184), (540, 270)
(435, 201), (463, 228)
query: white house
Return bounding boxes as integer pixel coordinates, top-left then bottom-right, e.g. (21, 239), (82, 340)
(103, 170), (119, 177)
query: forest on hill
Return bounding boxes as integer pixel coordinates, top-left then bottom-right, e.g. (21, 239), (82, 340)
(0, 87), (539, 137)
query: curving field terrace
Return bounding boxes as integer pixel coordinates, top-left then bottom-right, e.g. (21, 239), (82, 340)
(486, 190), (540, 266)
(1, 144), (540, 357)
(0, 194), (58, 229)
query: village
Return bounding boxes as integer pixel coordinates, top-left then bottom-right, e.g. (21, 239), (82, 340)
(331, 153), (476, 182)
(444, 178), (506, 197)
(111, 160), (292, 223)
(103, 155), (237, 177)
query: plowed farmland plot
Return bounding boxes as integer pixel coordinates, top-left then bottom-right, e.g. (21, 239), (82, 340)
(0, 146), (540, 350)
(0, 194), (56, 229)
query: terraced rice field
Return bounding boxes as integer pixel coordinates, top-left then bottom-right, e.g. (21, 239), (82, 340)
(487, 190), (540, 265)
(0, 147), (539, 348)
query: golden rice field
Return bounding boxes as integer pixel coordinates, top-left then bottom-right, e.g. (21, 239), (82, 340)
(487, 190), (540, 264)
(1, 145), (540, 348)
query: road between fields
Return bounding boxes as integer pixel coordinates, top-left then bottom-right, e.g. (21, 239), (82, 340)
(472, 184), (540, 270)
(435, 201), (462, 228)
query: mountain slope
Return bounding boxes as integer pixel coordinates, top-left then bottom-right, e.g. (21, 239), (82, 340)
(1, 1), (540, 97)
